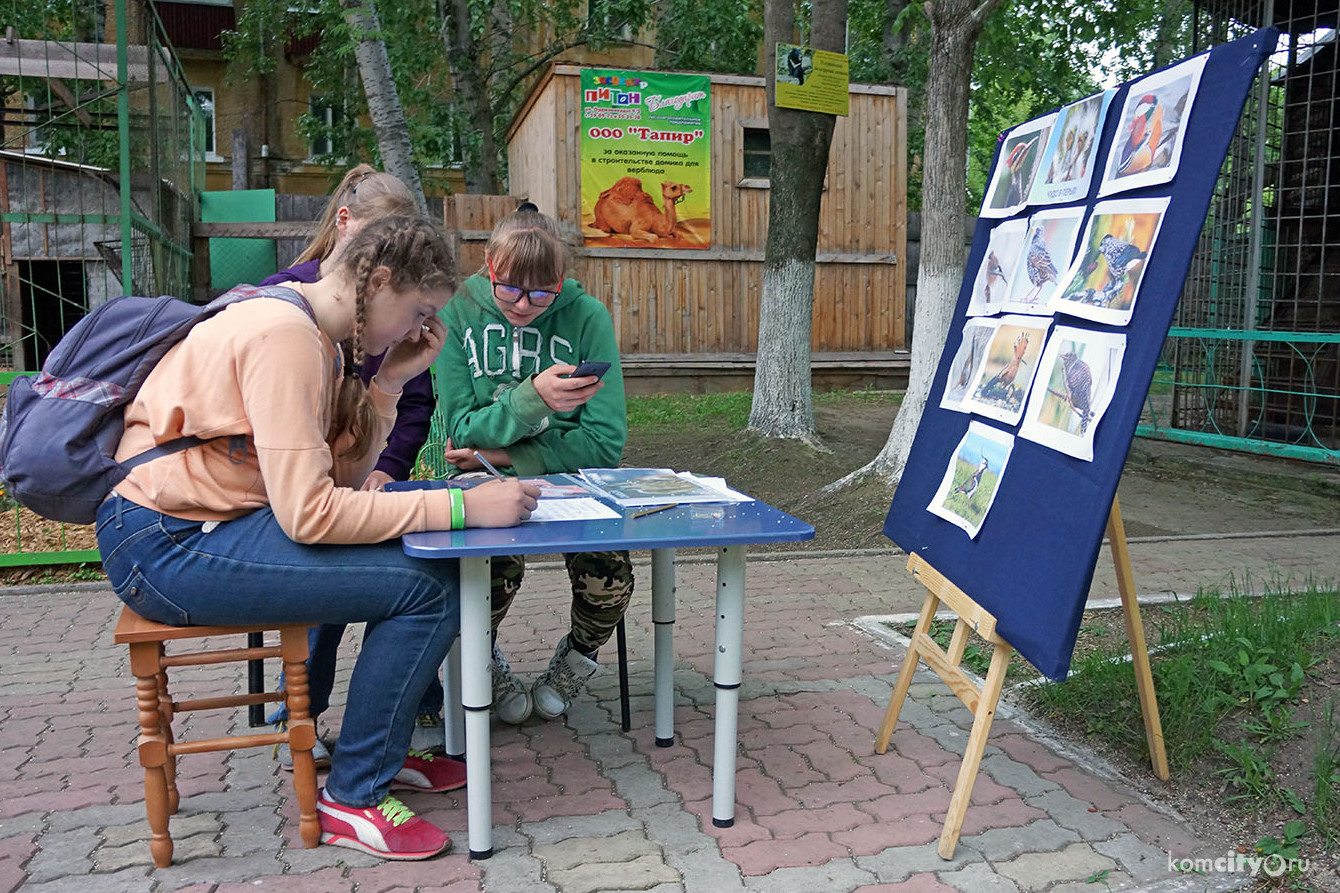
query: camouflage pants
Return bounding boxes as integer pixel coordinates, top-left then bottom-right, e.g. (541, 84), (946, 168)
(490, 550), (634, 655)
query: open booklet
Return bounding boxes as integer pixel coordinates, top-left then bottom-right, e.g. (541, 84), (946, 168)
(578, 468), (752, 507)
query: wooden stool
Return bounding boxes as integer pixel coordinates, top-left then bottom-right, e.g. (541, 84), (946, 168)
(113, 605), (322, 867)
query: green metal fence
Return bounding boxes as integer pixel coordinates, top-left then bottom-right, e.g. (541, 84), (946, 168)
(0, 0), (200, 567)
(1142, 5), (1340, 465)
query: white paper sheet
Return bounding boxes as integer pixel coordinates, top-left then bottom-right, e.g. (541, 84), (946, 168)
(525, 497), (623, 523)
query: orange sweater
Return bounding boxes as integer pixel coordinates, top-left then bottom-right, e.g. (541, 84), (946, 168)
(113, 297), (454, 543)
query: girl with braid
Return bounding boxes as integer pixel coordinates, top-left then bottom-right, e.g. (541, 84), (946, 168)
(96, 215), (539, 860)
(262, 165), (448, 762)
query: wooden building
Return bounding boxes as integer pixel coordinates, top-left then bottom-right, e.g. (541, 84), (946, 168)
(498, 64), (909, 392)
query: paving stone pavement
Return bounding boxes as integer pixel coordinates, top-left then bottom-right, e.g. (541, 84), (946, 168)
(2, 529), (1339, 893)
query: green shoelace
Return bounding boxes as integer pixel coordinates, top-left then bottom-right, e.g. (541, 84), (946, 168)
(377, 796), (416, 827)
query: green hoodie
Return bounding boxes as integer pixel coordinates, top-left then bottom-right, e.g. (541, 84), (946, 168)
(433, 273), (627, 475)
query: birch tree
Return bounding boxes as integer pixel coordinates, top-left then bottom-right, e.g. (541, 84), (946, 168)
(340, 0), (430, 217)
(747, 0), (848, 444)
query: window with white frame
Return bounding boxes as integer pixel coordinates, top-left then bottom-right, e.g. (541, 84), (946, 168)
(309, 94), (338, 159)
(193, 88), (220, 160)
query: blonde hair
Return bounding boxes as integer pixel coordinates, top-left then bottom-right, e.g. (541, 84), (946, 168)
(297, 164), (418, 264)
(328, 215), (456, 460)
(483, 203), (567, 286)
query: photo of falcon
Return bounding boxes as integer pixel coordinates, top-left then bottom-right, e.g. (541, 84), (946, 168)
(1020, 227), (1059, 304)
(1059, 350), (1094, 434)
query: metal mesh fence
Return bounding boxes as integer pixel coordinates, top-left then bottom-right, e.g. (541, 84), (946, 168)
(1142, 2), (1340, 462)
(0, 0), (200, 371)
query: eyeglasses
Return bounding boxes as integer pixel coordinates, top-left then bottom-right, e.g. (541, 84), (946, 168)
(487, 258), (559, 306)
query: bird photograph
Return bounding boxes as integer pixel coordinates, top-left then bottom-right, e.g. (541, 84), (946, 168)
(942, 323), (994, 407)
(984, 121), (1049, 213)
(1053, 203), (1166, 321)
(932, 423), (1014, 535)
(970, 219), (1027, 314)
(974, 330), (1032, 408)
(1100, 57), (1203, 196)
(1041, 347), (1095, 435)
(1017, 226), (1060, 305)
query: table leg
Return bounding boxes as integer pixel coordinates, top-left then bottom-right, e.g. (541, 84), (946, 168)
(459, 556), (493, 859)
(651, 548), (676, 747)
(443, 637), (465, 758)
(711, 545), (746, 828)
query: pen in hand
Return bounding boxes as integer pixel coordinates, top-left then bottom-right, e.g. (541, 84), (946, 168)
(474, 451), (505, 480)
(631, 503), (679, 519)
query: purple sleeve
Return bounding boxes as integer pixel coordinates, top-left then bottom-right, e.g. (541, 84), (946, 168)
(360, 353), (436, 481)
(258, 259), (321, 286)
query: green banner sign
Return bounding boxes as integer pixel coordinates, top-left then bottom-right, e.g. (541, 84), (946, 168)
(580, 69), (711, 249)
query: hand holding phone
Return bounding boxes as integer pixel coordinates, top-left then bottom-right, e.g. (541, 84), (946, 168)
(568, 360), (611, 381)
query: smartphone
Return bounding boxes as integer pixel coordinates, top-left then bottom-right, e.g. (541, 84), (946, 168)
(569, 360), (611, 381)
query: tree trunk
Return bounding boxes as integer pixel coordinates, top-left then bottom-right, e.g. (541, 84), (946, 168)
(444, 0), (502, 194)
(747, 0), (847, 444)
(829, 0), (1002, 489)
(340, 0), (430, 217)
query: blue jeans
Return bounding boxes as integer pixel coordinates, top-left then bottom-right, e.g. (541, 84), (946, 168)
(95, 494), (460, 808)
(274, 623), (445, 721)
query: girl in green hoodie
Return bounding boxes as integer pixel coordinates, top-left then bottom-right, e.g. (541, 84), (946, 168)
(433, 204), (634, 723)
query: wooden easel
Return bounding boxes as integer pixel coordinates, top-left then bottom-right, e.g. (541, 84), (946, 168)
(874, 495), (1169, 858)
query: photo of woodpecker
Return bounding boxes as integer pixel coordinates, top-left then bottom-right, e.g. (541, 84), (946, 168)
(981, 114), (1055, 216)
(1050, 197), (1169, 326)
(928, 421), (1015, 538)
(964, 316), (1051, 424)
(1099, 53), (1206, 197)
(1020, 326), (1127, 462)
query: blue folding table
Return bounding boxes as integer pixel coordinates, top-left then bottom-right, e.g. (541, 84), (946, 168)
(397, 488), (814, 858)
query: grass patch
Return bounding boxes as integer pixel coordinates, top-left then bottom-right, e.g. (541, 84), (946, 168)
(626, 392), (753, 433)
(625, 389), (901, 435)
(1028, 587), (1338, 772)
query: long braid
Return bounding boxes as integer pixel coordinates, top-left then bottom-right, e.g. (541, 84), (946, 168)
(328, 214), (455, 461)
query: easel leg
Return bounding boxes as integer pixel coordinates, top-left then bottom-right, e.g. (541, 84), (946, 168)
(876, 590), (940, 753)
(938, 638), (1012, 859)
(1107, 496), (1170, 780)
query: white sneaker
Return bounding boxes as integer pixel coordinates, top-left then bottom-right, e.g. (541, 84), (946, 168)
(491, 643), (533, 725)
(408, 712), (446, 755)
(532, 635), (598, 720)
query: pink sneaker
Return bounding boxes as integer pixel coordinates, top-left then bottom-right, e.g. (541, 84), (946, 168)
(391, 749), (467, 793)
(316, 790), (450, 860)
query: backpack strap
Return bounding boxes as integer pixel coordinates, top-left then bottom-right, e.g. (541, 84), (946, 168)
(122, 285), (319, 470)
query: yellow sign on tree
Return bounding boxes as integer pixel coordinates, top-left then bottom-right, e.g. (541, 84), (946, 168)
(775, 44), (850, 117)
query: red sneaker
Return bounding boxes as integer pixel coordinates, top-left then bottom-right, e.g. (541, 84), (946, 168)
(391, 749), (467, 793)
(316, 791), (450, 860)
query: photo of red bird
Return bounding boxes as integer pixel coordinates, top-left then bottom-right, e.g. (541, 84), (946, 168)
(1117, 93), (1165, 176)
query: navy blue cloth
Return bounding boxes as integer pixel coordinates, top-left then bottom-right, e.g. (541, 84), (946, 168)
(882, 28), (1280, 680)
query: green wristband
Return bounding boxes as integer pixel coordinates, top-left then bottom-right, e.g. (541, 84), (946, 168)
(449, 487), (466, 530)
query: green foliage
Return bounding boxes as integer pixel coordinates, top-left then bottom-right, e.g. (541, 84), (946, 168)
(1214, 739), (1279, 806)
(1255, 819), (1307, 862)
(846, 0), (1199, 212)
(1029, 587), (1339, 773)
(654, 0), (763, 75)
(1312, 701), (1340, 849)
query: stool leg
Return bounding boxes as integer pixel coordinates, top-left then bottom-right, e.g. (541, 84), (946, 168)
(156, 656), (179, 815)
(279, 628), (321, 850)
(129, 642), (173, 868)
